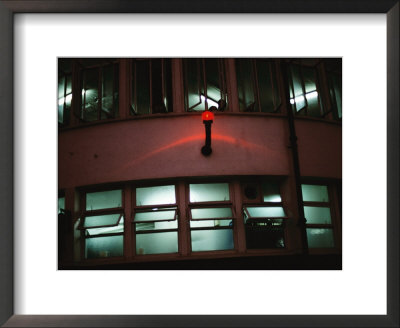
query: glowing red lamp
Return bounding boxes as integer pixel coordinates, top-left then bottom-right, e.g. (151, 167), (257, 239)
(201, 110), (214, 156)
(202, 110), (214, 122)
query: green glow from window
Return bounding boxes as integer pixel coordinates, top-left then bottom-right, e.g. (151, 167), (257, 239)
(136, 185), (176, 206)
(189, 183), (230, 202)
(191, 207), (233, 219)
(86, 189), (122, 210)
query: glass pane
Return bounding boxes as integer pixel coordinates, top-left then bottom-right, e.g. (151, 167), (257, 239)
(151, 59), (167, 113)
(190, 219), (232, 228)
(330, 73), (342, 119)
(301, 184), (329, 202)
(302, 66), (322, 117)
(136, 232), (178, 255)
(101, 64), (115, 116)
(134, 210), (176, 222)
(307, 228), (335, 248)
(136, 220), (178, 231)
(58, 75), (65, 124)
(189, 183), (230, 202)
(246, 206), (286, 218)
(86, 189), (122, 210)
(58, 197), (65, 214)
(262, 182), (282, 202)
(191, 229), (234, 252)
(191, 207), (233, 219)
(289, 65), (306, 112)
(82, 68), (99, 121)
(236, 59), (256, 112)
(245, 224), (285, 249)
(136, 185), (176, 206)
(205, 59), (224, 106)
(85, 235), (123, 259)
(184, 59), (203, 111)
(304, 206), (331, 224)
(132, 60), (150, 115)
(84, 214), (121, 228)
(86, 218), (124, 236)
(256, 60), (275, 113)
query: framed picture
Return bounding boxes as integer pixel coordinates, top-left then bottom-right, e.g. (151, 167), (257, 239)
(0, 1), (398, 327)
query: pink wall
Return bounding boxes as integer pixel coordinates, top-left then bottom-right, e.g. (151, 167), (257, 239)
(59, 115), (342, 189)
(296, 120), (342, 178)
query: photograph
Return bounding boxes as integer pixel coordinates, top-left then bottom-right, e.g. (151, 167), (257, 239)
(58, 57), (342, 270)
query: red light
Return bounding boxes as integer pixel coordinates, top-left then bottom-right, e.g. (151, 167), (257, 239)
(202, 110), (214, 121)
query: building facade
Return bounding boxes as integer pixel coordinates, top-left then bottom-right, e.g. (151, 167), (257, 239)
(58, 58), (342, 269)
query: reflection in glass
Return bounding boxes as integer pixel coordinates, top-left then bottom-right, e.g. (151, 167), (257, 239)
(189, 183), (230, 202)
(86, 189), (122, 210)
(136, 185), (176, 206)
(306, 228), (335, 248)
(136, 232), (178, 255)
(85, 235), (123, 259)
(191, 229), (234, 252)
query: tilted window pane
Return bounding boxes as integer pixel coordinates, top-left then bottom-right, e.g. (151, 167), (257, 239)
(84, 214), (121, 228)
(132, 60), (150, 115)
(301, 184), (329, 202)
(190, 219), (232, 228)
(86, 189), (122, 210)
(151, 59), (167, 113)
(134, 210), (176, 222)
(306, 228), (335, 248)
(262, 182), (282, 202)
(246, 206), (286, 218)
(191, 207), (233, 219)
(329, 73), (342, 119)
(81, 68), (99, 121)
(302, 66), (322, 117)
(136, 185), (175, 206)
(86, 218), (124, 236)
(136, 232), (178, 255)
(85, 235), (123, 259)
(189, 183), (230, 202)
(191, 229), (234, 252)
(236, 59), (256, 112)
(101, 64), (118, 118)
(256, 60), (277, 113)
(289, 65), (306, 112)
(184, 59), (203, 111)
(58, 197), (65, 214)
(304, 206), (331, 224)
(136, 220), (178, 231)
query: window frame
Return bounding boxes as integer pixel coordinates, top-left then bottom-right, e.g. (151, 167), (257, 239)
(79, 187), (125, 260)
(187, 181), (236, 252)
(130, 58), (173, 116)
(132, 183), (179, 255)
(79, 59), (119, 123)
(183, 58), (229, 112)
(301, 182), (339, 250)
(287, 60), (326, 118)
(235, 58), (282, 113)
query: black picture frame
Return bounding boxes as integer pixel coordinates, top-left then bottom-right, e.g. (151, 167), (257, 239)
(0, 1), (398, 327)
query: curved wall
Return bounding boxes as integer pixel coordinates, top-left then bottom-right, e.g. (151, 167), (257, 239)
(58, 115), (341, 188)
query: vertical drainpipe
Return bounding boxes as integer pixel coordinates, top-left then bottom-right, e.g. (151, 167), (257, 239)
(280, 60), (308, 255)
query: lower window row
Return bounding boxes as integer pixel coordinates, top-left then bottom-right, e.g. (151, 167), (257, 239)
(59, 181), (339, 260)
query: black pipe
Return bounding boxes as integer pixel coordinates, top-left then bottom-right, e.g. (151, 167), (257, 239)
(201, 121), (212, 156)
(280, 60), (309, 254)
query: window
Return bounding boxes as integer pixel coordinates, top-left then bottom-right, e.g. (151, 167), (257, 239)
(235, 59), (281, 113)
(58, 59), (72, 126)
(242, 181), (287, 249)
(301, 184), (335, 248)
(183, 58), (228, 112)
(325, 59), (342, 120)
(79, 189), (124, 259)
(134, 185), (178, 255)
(189, 183), (234, 252)
(130, 59), (173, 115)
(58, 195), (65, 214)
(80, 59), (119, 122)
(287, 59), (324, 118)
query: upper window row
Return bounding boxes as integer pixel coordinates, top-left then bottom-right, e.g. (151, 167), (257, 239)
(58, 58), (342, 126)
